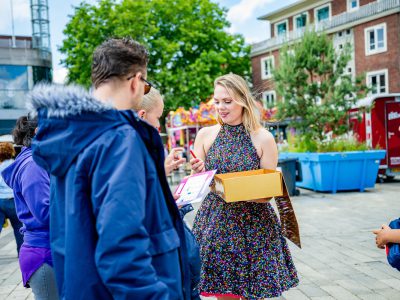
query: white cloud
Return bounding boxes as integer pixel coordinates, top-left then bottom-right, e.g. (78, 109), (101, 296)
(227, 0), (275, 24)
(53, 67), (68, 84)
(0, 0), (30, 33)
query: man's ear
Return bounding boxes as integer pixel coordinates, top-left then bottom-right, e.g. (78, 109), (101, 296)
(137, 109), (146, 119)
(129, 72), (141, 93)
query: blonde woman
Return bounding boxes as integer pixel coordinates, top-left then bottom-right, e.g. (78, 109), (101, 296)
(135, 88), (186, 175)
(190, 74), (298, 299)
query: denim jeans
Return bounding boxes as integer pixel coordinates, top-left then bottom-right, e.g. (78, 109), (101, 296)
(0, 198), (23, 254)
(29, 263), (59, 300)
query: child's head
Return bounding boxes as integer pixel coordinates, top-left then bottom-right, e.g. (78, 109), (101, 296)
(0, 142), (15, 163)
(135, 88), (164, 129)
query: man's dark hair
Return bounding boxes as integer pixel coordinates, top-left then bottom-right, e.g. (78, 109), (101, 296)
(91, 37), (149, 88)
(12, 115), (38, 147)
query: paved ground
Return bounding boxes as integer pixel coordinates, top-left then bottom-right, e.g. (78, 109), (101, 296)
(1, 179), (400, 299)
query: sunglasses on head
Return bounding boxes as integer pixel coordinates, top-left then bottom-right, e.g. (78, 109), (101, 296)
(127, 74), (153, 95)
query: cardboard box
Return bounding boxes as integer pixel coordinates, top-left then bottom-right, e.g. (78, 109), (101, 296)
(213, 169), (283, 203)
(212, 169), (302, 248)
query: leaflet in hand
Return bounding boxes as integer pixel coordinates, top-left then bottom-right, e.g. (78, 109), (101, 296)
(175, 170), (217, 206)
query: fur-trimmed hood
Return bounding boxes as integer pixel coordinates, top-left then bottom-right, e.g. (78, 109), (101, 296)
(27, 84), (112, 118)
(27, 84), (136, 176)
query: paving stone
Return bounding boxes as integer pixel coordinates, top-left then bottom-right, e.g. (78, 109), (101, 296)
(298, 284), (329, 297)
(320, 285), (361, 300)
(1, 179), (399, 300)
(358, 294), (386, 300)
(334, 279), (372, 295)
(282, 288), (310, 300)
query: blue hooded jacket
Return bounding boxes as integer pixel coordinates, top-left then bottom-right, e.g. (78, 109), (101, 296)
(27, 84), (191, 300)
(2, 147), (50, 248)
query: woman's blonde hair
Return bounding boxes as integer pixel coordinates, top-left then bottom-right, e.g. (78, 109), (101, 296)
(214, 73), (261, 133)
(134, 88), (163, 112)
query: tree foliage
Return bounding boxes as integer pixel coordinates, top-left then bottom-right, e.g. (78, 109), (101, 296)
(273, 30), (368, 150)
(60, 0), (250, 110)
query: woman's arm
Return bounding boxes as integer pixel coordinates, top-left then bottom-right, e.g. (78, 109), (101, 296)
(250, 128), (278, 203)
(258, 128), (278, 170)
(190, 127), (208, 174)
(20, 161), (50, 225)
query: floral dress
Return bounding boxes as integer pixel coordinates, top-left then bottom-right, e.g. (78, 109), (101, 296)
(192, 124), (299, 299)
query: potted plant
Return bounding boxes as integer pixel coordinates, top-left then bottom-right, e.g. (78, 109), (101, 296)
(273, 30), (386, 193)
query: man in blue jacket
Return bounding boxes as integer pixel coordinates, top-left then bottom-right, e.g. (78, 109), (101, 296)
(28, 38), (191, 299)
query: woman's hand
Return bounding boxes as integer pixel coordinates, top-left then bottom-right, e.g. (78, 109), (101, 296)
(373, 224), (391, 249)
(165, 147), (186, 176)
(190, 157), (205, 174)
(173, 193), (183, 209)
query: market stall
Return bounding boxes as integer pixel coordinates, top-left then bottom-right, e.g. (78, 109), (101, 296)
(165, 100), (217, 158)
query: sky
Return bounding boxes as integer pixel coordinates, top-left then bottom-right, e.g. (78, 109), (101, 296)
(0, 0), (297, 83)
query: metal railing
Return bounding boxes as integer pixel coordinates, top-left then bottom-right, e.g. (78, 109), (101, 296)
(0, 36), (32, 49)
(252, 0), (400, 54)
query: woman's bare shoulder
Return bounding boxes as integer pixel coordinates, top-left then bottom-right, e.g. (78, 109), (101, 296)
(197, 124), (221, 140)
(252, 127), (275, 143)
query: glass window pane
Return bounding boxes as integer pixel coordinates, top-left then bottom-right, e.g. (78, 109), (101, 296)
(277, 23), (287, 35)
(264, 60), (269, 76)
(351, 0), (358, 8)
(0, 65), (28, 90)
(0, 65), (29, 109)
(369, 31), (375, 50)
(379, 74), (386, 93)
(317, 7), (329, 21)
(296, 14), (307, 28)
(377, 28), (384, 48)
(370, 75), (377, 94)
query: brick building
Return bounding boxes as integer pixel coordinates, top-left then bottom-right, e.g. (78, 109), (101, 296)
(251, 0), (400, 109)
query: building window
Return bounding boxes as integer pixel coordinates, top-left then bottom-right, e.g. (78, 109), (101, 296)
(315, 4), (331, 23)
(32, 66), (52, 84)
(347, 0), (359, 11)
(260, 55), (275, 80)
(294, 13), (308, 30)
(0, 65), (29, 109)
(365, 23), (387, 55)
(262, 91), (276, 108)
(275, 20), (288, 37)
(367, 69), (388, 95)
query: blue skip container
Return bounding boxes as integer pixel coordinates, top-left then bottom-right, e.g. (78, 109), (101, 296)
(279, 150), (386, 193)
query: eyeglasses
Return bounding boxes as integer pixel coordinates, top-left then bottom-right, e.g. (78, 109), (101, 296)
(127, 74), (153, 95)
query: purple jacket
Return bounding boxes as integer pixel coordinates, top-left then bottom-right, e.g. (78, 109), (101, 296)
(2, 147), (50, 248)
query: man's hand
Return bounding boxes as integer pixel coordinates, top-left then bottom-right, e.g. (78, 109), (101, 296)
(165, 148), (186, 176)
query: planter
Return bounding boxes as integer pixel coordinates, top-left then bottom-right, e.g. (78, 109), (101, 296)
(279, 150), (386, 193)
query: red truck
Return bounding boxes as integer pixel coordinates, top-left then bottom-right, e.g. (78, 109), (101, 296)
(349, 94), (400, 179)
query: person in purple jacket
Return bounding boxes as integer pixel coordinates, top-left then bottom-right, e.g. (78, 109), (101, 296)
(2, 116), (59, 300)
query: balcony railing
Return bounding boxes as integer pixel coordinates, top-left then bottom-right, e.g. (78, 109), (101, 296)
(0, 36), (32, 49)
(252, 0), (400, 55)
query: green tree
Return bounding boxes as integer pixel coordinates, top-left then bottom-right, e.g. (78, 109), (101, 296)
(60, 0), (250, 110)
(273, 30), (368, 151)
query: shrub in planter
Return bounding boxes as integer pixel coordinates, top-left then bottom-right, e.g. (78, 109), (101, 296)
(273, 31), (386, 192)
